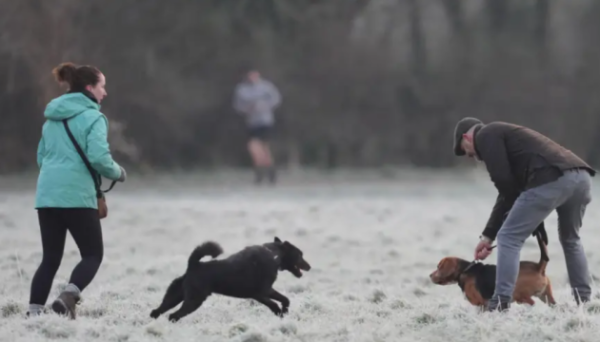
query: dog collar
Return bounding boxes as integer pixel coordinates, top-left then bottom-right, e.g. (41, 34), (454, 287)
(263, 245), (283, 269)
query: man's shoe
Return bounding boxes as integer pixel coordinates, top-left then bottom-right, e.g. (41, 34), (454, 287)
(267, 167), (277, 185)
(485, 299), (510, 312)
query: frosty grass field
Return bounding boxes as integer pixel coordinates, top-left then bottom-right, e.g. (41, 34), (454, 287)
(1, 169), (600, 342)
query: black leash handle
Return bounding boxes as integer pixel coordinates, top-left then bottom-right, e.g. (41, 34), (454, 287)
(63, 119), (117, 197)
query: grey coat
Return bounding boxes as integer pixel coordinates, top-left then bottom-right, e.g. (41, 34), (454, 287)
(232, 79), (281, 128)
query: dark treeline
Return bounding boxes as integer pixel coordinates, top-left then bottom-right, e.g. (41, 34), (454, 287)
(2, 0), (600, 174)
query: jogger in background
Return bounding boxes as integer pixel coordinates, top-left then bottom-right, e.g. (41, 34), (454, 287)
(232, 67), (282, 185)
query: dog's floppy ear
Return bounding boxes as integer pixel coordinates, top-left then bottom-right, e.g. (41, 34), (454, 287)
(436, 258), (459, 280)
(274, 237), (282, 243)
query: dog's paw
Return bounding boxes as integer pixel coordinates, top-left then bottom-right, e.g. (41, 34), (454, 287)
(168, 314), (180, 323)
(275, 306), (289, 318)
(150, 309), (161, 319)
(270, 306), (284, 317)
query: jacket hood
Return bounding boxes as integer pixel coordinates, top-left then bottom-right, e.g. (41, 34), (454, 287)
(44, 92), (100, 121)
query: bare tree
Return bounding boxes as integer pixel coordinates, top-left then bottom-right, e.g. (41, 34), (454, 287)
(1, 0), (600, 173)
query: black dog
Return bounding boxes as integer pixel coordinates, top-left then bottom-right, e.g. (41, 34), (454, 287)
(150, 237), (311, 322)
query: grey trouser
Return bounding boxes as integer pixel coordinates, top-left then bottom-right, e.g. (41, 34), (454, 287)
(489, 169), (593, 307)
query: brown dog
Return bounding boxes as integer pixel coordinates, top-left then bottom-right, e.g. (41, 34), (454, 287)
(429, 229), (555, 308)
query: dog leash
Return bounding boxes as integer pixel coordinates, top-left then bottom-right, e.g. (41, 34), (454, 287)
(460, 228), (543, 277)
(466, 228), (543, 271)
(462, 245), (497, 274)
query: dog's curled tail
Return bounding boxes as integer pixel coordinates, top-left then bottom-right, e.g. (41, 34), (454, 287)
(535, 225), (549, 275)
(188, 241), (223, 267)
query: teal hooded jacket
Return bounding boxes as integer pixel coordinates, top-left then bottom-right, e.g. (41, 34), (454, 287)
(35, 92), (123, 209)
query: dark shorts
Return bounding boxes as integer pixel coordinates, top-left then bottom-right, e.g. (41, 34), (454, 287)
(248, 125), (273, 142)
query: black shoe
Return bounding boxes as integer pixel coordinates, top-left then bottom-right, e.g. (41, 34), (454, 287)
(575, 296), (590, 306)
(485, 300), (510, 312)
(51, 292), (80, 319)
(267, 167), (277, 184)
(254, 168), (264, 185)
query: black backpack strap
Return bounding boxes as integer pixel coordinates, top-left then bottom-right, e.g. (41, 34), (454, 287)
(63, 119), (116, 197)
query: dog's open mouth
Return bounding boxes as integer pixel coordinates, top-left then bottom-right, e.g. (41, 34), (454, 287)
(292, 265), (303, 277)
(301, 260), (311, 270)
(292, 260), (311, 278)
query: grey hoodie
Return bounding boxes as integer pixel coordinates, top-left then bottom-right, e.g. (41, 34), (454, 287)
(232, 78), (281, 128)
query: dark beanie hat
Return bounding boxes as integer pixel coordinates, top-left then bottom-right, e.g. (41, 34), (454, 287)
(453, 117), (483, 156)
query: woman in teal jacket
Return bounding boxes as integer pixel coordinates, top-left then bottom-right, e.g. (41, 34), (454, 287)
(28, 62), (126, 319)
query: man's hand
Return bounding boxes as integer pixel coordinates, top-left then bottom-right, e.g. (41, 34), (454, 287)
(474, 236), (493, 260)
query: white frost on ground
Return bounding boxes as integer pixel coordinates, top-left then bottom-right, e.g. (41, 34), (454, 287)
(1, 169), (600, 342)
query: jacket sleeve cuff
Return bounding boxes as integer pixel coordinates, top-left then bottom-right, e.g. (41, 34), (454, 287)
(479, 234), (492, 243)
(481, 227), (498, 242)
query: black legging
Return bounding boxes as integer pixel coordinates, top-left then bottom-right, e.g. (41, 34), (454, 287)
(29, 208), (104, 305)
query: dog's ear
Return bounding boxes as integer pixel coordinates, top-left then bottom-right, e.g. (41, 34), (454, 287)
(282, 241), (299, 252)
(274, 237), (282, 243)
(437, 258), (458, 280)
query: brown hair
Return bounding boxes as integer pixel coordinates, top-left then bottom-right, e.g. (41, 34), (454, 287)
(52, 62), (101, 92)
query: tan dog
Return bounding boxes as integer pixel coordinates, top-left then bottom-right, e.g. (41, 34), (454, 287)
(429, 230), (555, 308)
